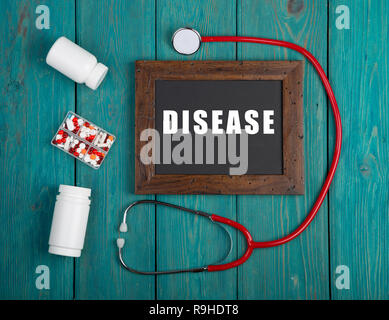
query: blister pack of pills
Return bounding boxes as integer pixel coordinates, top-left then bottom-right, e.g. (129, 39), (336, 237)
(52, 111), (116, 169)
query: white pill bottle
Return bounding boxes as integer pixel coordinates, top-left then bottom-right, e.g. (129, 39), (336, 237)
(49, 185), (91, 257)
(46, 36), (108, 90)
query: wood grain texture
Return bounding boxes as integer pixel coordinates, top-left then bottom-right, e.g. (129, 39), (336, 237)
(75, 0), (156, 299)
(156, 0), (238, 299)
(237, 0), (330, 299)
(135, 60), (304, 194)
(0, 0), (75, 299)
(329, 0), (389, 299)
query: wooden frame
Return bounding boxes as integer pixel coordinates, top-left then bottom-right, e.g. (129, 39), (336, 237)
(135, 60), (304, 194)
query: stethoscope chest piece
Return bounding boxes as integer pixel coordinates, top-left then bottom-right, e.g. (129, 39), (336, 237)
(172, 27), (201, 55)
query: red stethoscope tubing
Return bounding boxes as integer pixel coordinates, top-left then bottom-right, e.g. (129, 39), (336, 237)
(202, 36), (342, 272)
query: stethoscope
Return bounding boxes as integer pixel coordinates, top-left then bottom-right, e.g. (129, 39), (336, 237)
(117, 27), (342, 274)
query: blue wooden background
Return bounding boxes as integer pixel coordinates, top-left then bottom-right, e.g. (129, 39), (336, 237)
(0, 0), (388, 300)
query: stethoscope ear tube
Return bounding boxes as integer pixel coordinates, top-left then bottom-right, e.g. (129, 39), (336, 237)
(208, 214), (255, 272)
(118, 245), (208, 275)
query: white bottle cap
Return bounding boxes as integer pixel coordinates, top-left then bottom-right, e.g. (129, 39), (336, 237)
(58, 184), (91, 198)
(85, 62), (109, 90)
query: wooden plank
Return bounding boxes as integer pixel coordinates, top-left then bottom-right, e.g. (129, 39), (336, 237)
(75, 0), (156, 299)
(0, 0), (74, 299)
(237, 0), (330, 299)
(156, 0), (238, 299)
(329, 0), (389, 299)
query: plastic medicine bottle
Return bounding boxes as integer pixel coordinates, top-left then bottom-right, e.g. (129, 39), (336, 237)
(46, 37), (108, 90)
(48, 185), (92, 257)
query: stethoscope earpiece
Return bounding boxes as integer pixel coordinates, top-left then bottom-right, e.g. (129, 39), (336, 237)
(119, 222), (128, 232)
(172, 27), (201, 55)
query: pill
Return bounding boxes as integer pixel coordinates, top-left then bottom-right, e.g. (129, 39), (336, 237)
(99, 132), (107, 145)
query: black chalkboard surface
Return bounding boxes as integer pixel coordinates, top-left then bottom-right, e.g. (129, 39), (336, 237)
(135, 60), (304, 195)
(155, 80), (283, 175)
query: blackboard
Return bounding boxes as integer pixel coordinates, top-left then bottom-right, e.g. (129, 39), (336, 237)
(155, 80), (283, 175)
(135, 61), (304, 194)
